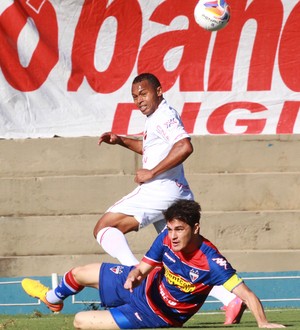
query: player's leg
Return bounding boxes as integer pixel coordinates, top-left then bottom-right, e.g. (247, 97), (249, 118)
(73, 310), (120, 330)
(209, 285), (236, 305)
(22, 263), (101, 312)
(93, 185), (158, 266)
(73, 263), (135, 329)
(94, 212), (140, 235)
(94, 212), (140, 266)
(94, 181), (193, 266)
(209, 285), (246, 324)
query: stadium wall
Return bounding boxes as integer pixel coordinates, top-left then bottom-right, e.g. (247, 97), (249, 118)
(0, 135), (300, 311)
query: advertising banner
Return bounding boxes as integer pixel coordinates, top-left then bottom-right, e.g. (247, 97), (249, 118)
(0, 0), (299, 138)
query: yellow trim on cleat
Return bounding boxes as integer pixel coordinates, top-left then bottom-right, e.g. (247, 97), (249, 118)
(21, 278), (63, 312)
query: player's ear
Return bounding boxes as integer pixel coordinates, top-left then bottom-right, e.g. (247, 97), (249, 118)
(156, 86), (163, 97)
(193, 223), (200, 234)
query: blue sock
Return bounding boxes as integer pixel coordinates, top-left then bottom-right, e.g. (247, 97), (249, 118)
(54, 270), (84, 300)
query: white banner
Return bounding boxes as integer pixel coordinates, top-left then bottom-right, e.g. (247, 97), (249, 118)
(0, 0), (299, 138)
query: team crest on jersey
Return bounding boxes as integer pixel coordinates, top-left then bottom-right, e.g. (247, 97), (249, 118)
(110, 265), (124, 274)
(189, 269), (199, 282)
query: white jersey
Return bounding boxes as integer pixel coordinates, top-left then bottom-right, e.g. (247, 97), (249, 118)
(107, 99), (194, 229)
(143, 99), (190, 182)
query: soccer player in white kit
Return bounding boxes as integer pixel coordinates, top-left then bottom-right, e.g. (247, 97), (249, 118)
(94, 73), (194, 265)
(93, 73), (245, 324)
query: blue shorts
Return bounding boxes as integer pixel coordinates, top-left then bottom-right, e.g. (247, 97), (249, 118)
(99, 263), (170, 329)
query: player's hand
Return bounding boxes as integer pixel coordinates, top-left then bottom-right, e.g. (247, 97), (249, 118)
(259, 323), (286, 328)
(124, 269), (143, 292)
(134, 168), (154, 184)
(98, 132), (120, 145)
(124, 275), (141, 292)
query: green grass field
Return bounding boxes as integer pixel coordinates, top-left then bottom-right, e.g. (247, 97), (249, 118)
(0, 309), (299, 330)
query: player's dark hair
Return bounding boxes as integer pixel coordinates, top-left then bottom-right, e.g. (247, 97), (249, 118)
(163, 200), (201, 227)
(132, 73), (161, 90)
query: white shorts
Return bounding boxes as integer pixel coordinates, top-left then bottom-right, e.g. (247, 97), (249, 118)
(106, 179), (194, 229)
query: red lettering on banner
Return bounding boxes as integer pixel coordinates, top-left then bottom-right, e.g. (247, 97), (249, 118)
(138, 0), (211, 92)
(209, 0), (283, 91)
(246, 0), (282, 91)
(0, 0), (58, 91)
(68, 0), (142, 93)
(181, 103), (201, 134)
(112, 101), (300, 135)
(112, 103), (142, 135)
(277, 101), (300, 134)
(207, 102), (267, 134)
(26, 0), (46, 13)
(279, 2), (300, 92)
(112, 102), (201, 135)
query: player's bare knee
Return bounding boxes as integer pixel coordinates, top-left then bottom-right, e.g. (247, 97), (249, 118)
(73, 312), (84, 329)
(93, 220), (101, 238)
(71, 266), (81, 277)
(93, 215), (109, 237)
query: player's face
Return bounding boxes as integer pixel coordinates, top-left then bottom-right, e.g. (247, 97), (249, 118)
(131, 80), (162, 116)
(166, 219), (200, 253)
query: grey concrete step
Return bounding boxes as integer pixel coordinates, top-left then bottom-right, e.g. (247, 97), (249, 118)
(1, 172), (299, 216)
(0, 215), (156, 256)
(1, 135), (299, 277)
(1, 210), (299, 277)
(186, 134), (300, 174)
(1, 135), (299, 177)
(0, 137), (138, 177)
(1, 211), (299, 257)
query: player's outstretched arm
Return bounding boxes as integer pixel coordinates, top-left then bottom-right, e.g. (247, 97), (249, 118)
(98, 132), (143, 154)
(134, 138), (193, 184)
(232, 283), (286, 328)
(152, 138), (193, 176)
(124, 261), (153, 292)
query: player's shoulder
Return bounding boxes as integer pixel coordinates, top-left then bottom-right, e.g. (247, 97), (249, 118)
(200, 237), (221, 256)
(157, 99), (179, 118)
(201, 237), (235, 272)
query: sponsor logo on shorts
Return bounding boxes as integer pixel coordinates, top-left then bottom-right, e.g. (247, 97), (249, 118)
(110, 266), (124, 274)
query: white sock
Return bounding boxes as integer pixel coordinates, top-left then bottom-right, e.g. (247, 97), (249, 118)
(96, 227), (139, 266)
(209, 285), (236, 306)
(46, 290), (63, 304)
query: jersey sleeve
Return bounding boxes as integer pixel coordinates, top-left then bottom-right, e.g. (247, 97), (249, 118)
(205, 248), (238, 286)
(223, 274), (244, 292)
(155, 108), (190, 145)
(142, 229), (167, 266)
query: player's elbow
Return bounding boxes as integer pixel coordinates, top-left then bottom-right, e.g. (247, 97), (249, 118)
(187, 141), (194, 156)
(184, 139), (194, 158)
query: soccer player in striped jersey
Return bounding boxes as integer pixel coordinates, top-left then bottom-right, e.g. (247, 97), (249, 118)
(22, 200), (285, 329)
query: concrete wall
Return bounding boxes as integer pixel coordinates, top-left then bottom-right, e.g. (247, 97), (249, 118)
(0, 135), (299, 277)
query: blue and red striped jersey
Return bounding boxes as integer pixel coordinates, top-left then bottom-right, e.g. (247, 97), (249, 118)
(141, 228), (238, 326)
